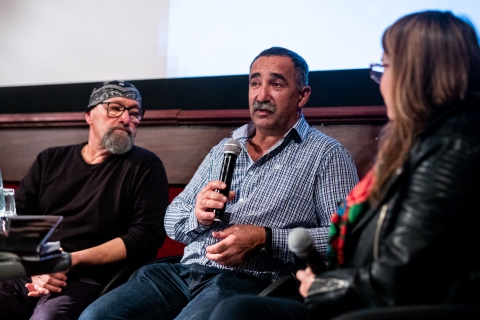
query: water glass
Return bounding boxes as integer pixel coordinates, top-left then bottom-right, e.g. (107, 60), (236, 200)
(2, 188), (16, 217)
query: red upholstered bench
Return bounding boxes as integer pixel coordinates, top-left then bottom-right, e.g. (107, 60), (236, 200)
(157, 236), (185, 258)
(156, 187), (187, 258)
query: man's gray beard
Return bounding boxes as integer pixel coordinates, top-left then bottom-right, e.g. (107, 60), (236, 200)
(252, 100), (276, 113)
(101, 126), (134, 154)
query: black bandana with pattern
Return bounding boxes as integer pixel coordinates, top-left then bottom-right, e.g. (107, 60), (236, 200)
(87, 80), (142, 111)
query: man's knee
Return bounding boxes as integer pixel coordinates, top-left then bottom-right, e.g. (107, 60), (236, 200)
(79, 306), (104, 320)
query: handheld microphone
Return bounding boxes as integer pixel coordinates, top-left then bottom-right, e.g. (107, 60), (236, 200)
(288, 228), (326, 274)
(213, 139), (242, 221)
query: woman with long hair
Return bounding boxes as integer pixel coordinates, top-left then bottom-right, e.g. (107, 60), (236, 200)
(209, 10), (480, 319)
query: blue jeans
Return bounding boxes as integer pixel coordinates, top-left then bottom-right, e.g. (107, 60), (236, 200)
(80, 263), (269, 320)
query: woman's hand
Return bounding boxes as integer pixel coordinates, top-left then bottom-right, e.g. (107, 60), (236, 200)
(296, 267), (315, 297)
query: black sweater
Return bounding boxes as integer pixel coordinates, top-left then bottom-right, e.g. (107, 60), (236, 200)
(16, 143), (169, 281)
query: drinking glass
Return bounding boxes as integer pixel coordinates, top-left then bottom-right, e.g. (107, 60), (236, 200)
(2, 188), (16, 217)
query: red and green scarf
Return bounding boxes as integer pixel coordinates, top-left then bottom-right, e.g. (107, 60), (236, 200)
(328, 169), (375, 269)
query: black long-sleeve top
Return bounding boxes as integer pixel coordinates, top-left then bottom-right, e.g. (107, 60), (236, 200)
(15, 143), (169, 281)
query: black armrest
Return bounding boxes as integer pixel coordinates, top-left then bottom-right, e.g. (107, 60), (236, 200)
(0, 251), (71, 280)
(258, 273), (300, 298)
(0, 252), (26, 280)
(332, 305), (480, 320)
(22, 251), (71, 276)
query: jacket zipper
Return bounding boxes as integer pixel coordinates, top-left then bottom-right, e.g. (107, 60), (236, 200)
(373, 204), (388, 261)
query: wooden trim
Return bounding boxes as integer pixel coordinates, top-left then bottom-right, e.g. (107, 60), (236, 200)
(136, 110), (181, 125)
(177, 109), (251, 125)
(0, 112), (87, 128)
(0, 110), (182, 128)
(0, 106), (387, 128)
(303, 106), (387, 124)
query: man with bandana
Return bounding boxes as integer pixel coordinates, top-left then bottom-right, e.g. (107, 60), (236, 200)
(0, 81), (169, 320)
(82, 48), (359, 320)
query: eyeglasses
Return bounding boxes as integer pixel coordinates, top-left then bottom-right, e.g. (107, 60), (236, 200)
(103, 102), (145, 123)
(369, 63), (385, 84)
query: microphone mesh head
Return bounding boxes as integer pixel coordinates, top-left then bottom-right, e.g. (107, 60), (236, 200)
(224, 139), (242, 156)
(288, 228), (314, 253)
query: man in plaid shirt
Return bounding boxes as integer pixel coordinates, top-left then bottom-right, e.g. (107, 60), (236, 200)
(81, 47), (358, 320)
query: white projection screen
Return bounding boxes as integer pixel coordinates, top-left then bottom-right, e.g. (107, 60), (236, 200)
(1, 0), (479, 87)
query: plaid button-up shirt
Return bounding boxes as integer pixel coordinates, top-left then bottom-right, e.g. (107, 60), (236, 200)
(165, 116), (358, 283)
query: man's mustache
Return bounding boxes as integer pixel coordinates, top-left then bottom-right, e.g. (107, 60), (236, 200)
(252, 101), (276, 113)
(109, 125), (133, 135)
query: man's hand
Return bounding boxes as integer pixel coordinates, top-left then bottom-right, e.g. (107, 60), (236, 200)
(195, 180), (235, 225)
(25, 272), (67, 297)
(296, 267), (315, 297)
(206, 225), (265, 266)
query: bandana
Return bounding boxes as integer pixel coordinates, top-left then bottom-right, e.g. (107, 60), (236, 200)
(328, 169), (375, 269)
(87, 80), (142, 111)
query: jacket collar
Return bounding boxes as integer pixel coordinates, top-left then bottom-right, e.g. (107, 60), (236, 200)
(349, 166), (406, 235)
(418, 104), (461, 140)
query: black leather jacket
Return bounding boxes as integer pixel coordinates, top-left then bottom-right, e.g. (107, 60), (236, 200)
(305, 99), (480, 318)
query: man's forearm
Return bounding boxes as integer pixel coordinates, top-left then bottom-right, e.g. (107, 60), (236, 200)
(70, 237), (127, 268)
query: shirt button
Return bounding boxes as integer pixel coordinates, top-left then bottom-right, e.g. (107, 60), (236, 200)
(239, 198), (245, 203)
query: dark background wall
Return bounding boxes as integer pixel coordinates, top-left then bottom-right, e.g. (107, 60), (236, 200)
(0, 69), (384, 114)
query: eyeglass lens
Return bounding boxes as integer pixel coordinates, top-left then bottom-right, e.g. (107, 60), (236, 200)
(369, 64), (384, 84)
(107, 103), (142, 121)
